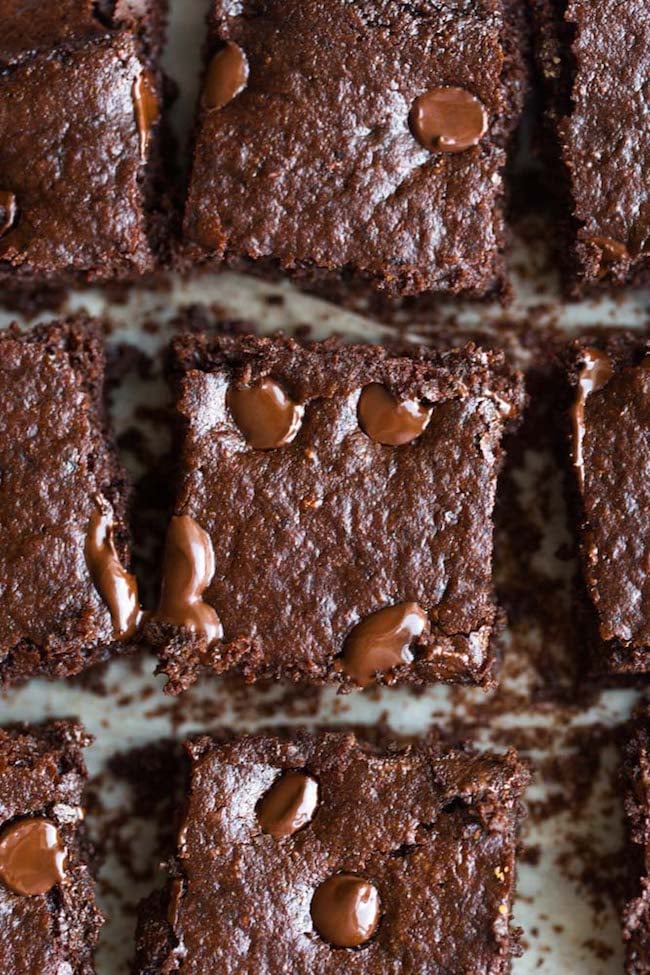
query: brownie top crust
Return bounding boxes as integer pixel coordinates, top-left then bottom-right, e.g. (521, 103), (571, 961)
(565, 335), (650, 661)
(184, 0), (526, 297)
(151, 333), (524, 692)
(0, 720), (102, 975)
(0, 319), (139, 684)
(141, 731), (529, 974)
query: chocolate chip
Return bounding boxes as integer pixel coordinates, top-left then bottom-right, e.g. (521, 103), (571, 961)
(357, 383), (431, 445)
(0, 819), (67, 897)
(570, 348), (613, 493)
(409, 87), (488, 153)
(340, 602), (430, 687)
(228, 378), (303, 449)
(85, 494), (142, 639)
(0, 191), (17, 237)
(588, 236), (629, 264)
(155, 514), (223, 645)
(311, 874), (380, 948)
(132, 70), (159, 160)
(257, 771), (319, 839)
(203, 41), (249, 110)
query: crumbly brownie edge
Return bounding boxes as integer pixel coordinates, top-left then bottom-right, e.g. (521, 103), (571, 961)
(621, 707), (650, 974)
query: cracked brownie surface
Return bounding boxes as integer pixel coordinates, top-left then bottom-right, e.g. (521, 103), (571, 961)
(134, 731), (529, 975)
(148, 333), (524, 692)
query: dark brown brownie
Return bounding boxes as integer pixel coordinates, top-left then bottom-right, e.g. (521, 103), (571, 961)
(0, 1), (173, 295)
(134, 731), (530, 974)
(562, 334), (650, 675)
(622, 704), (650, 974)
(0, 719), (102, 975)
(147, 332), (524, 693)
(182, 0), (527, 300)
(0, 317), (141, 686)
(531, 0), (650, 294)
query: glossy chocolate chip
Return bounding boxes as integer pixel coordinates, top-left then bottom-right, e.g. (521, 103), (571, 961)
(257, 771), (319, 839)
(571, 348), (613, 493)
(358, 383), (431, 445)
(132, 70), (159, 159)
(0, 819), (67, 896)
(0, 191), (17, 237)
(341, 602), (430, 687)
(156, 514), (223, 644)
(311, 874), (380, 948)
(85, 495), (142, 639)
(588, 236), (629, 264)
(228, 378), (303, 449)
(203, 41), (249, 110)
(409, 87), (487, 153)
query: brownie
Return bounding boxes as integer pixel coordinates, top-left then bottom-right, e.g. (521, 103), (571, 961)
(182, 0), (527, 300)
(0, 317), (141, 686)
(622, 704), (650, 973)
(134, 730), (530, 974)
(0, 719), (102, 975)
(531, 0), (650, 294)
(0, 0), (173, 295)
(147, 332), (524, 693)
(562, 334), (650, 675)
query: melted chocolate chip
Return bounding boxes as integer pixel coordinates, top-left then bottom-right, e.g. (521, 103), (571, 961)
(85, 495), (142, 639)
(156, 514), (223, 644)
(571, 348), (614, 493)
(357, 383), (431, 445)
(228, 378), (303, 449)
(311, 874), (380, 948)
(0, 190), (17, 237)
(589, 236), (629, 264)
(409, 87), (488, 153)
(132, 70), (159, 160)
(257, 771), (319, 839)
(0, 819), (67, 896)
(341, 602), (430, 687)
(203, 41), (249, 110)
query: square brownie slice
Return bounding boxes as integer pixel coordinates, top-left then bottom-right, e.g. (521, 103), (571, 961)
(531, 0), (650, 294)
(0, 720), (102, 974)
(134, 731), (530, 974)
(562, 334), (650, 674)
(621, 704), (650, 973)
(183, 0), (527, 299)
(148, 332), (524, 692)
(0, 317), (141, 686)
(0, 1), (172, 292)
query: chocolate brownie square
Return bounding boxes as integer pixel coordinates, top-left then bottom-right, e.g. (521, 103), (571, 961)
(0, 317), (141, 686)
(183, 0), (527, 299)
(562, 335), (650, 674)
(622, 704), (650, 973)
(0, 720), (102, 975)
(134, 731), (530, 974)
(531, 0), (650, 294)
(0, 1), (172, 292)
(148, 332), (524, 693)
